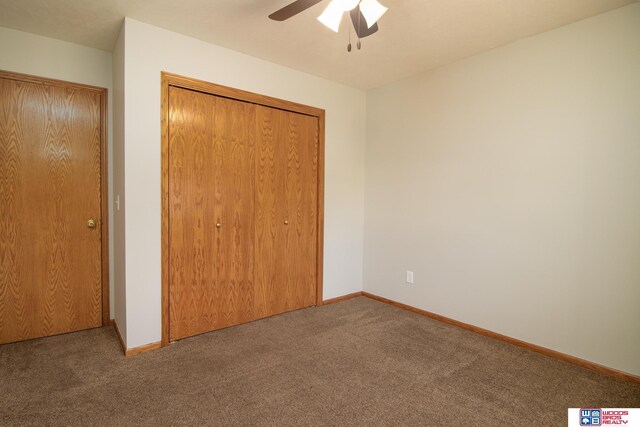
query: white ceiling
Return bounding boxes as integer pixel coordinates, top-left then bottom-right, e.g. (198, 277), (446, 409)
(0, 0), (635, 89)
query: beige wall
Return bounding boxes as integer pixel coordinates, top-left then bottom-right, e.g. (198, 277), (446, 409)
(119, 19), (366, 348)
(364, 4), (640, 375)
(0, 26), (115, 319)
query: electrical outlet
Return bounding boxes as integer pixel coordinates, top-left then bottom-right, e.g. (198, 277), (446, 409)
(406, 270), (414, 284)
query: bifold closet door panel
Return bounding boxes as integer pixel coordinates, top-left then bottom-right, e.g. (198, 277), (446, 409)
(254, 105), (318, 319)
(168, 87), (255, 341)
(287, 111), (318, 311)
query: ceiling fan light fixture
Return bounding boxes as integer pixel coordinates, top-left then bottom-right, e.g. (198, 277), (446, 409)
(359, 0), (388, 28)
(317, 0), (345, 32)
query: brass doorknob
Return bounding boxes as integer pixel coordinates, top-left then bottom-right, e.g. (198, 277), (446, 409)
(87, 219), (97, 229)
(284, 220), (289, 225)
(216, 223), (221, 229)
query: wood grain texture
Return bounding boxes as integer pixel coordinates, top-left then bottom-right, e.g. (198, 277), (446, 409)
(284, 109), (318, 311)
(254, 105), (318, 319)
(168, 87), (255, 341)
(161, 72), (325, 346)
(0, 74), (105, 344)
(161, 73), (323, 118)
(362, 292), (640, 385)
(253, 105), (284, 319)
(161, 74), (170, 346)
(99, 89), (110, 327)
(315, 111), (325, 306)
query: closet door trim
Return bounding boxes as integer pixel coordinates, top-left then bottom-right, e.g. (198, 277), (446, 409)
(161, 72), (325, 347)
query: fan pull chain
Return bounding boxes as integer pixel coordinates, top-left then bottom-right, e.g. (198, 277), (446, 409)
(357, 9), (362, 50)
(347, 21), (352, 52)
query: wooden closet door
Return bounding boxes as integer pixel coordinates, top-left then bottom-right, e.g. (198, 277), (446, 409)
(0, 77), (103, 344)
(254, 105), (318, 319)
(168, 87), (254, 341)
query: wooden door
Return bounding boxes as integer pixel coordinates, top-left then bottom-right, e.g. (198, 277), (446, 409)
(0, 76), (104, 344)
(254, 105), (318, 319)
(168, 87), (255, 341)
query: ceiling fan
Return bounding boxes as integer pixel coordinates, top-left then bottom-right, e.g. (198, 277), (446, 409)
(269, 0), (388, 47)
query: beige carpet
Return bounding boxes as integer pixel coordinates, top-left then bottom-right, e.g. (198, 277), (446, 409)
(0, 297), (638, 426)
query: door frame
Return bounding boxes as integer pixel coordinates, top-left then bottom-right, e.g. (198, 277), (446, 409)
(0, 70), (110, 327)
(160, 72), (325, 347)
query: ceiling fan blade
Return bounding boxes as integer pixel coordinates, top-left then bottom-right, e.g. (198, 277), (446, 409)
(350, 6), (379, 38)
(269, 0), (324, 21)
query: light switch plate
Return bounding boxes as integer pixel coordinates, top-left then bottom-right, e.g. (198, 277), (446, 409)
(406, 270), (414, 284)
